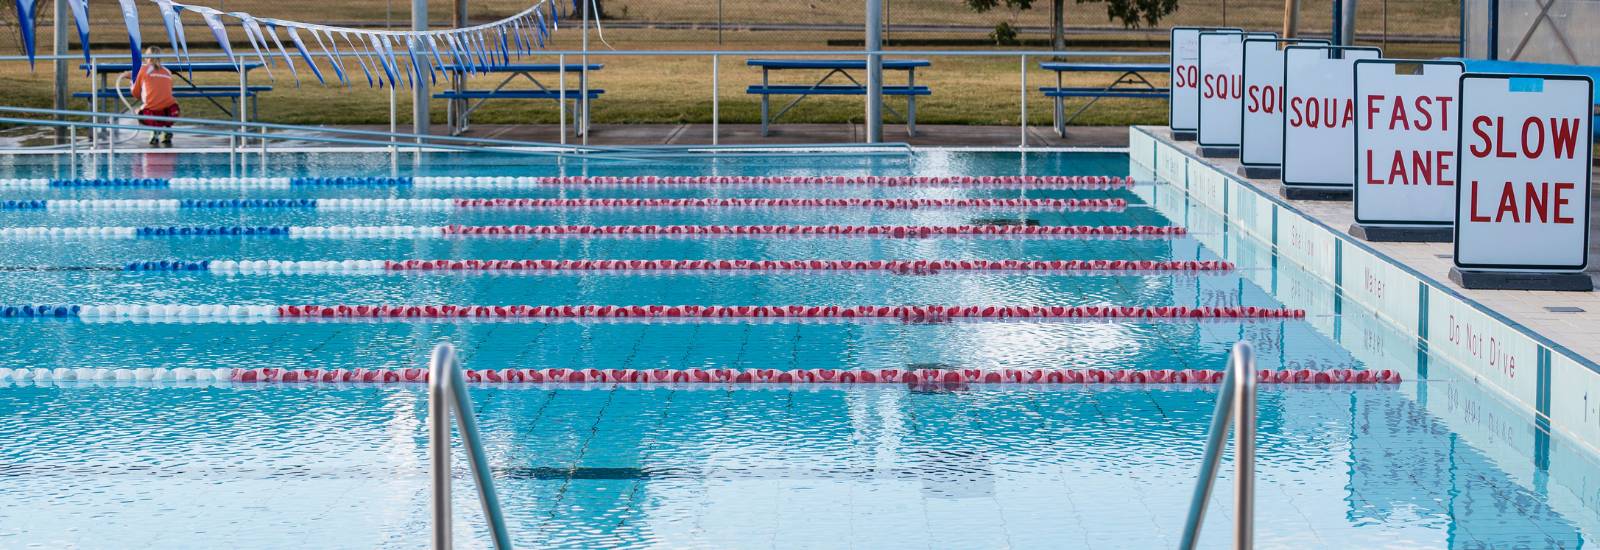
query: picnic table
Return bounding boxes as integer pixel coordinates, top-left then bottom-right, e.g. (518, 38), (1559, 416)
(1036, 62), (1169, 136)
(78, 62), (268, 122)
(746, 59), (932, 137)
(436, 63), (604, 137)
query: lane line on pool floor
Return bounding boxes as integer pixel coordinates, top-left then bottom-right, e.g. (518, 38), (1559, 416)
(0, 366), (1401, 385)
(4, 175), (1143, 189)
(0, 224), (1190, 239)
(3, 198), (1128, 211)
(123, 259), (1237, 274)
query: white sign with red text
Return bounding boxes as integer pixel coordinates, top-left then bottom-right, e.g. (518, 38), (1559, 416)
(1197, 31), (1275, 148)
(1240, 38), (1328, 168)
(1170, 27), (1243, 134)
(1455, 74), (1593, 271)
(1353, 60), (1464, 225)
(1281, 45), (1383, 187)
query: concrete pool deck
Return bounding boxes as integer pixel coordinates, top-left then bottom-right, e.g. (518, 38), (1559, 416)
(1144, 127), (1600, 366)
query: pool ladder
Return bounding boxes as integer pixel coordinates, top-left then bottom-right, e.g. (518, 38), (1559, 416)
(1178, 341), (1257, 550)
(430, 342), (514, 550)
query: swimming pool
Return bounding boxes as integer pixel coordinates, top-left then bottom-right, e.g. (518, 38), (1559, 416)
(0, 150), (1593, 549)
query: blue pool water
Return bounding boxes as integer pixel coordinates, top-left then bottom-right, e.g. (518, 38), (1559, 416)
(0, 150), (1596, 549)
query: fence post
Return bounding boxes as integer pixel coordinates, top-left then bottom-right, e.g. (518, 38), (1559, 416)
(712, 54), (719, 146)
(1020, 54), (1027, 148)
(53, 0), (69, 145)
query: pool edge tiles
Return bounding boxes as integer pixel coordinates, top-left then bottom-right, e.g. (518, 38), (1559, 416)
(1132, 126), (1600, 473)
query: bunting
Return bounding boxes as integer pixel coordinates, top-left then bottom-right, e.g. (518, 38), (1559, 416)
(13, 0), (566, 89)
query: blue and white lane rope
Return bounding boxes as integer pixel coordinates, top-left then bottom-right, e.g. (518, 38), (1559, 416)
(0, 224), (1188, 239)
(3, 198), (1126, 211)
(0, 175), (1145, 190)
(121, 259), (1235, 273)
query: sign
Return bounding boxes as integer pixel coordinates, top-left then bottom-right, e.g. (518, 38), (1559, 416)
(1281, 45), (1383, 187)
(1239, 38), (1328, 168)
(1170, 26), (1242, 136)
(1353, 60), (1464, 225)
(1197, 31), (1276, 149)
(1454, 74), (1593, 271)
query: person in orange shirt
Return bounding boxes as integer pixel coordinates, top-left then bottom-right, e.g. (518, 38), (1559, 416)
(128, 46), (178, 146)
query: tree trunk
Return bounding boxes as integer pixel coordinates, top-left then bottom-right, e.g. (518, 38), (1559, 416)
(1051, 0), (1065, 52)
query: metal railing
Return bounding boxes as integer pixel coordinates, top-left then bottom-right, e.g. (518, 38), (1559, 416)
(0, 49), (1165, 149)
(430, 342), (513, 550)
(1178, 341), (1257, 550)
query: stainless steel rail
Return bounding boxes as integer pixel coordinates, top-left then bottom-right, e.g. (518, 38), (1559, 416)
(430, 343), (513, 550)
(1178, 341), (1257, 550)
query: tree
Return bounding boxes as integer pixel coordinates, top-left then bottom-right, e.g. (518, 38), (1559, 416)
(964, 0), (1179, 50)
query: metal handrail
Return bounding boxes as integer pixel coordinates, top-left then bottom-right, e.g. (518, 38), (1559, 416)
(430, 343), (513, 550)
(1178, 341), (1256, 550)
(0, 105), (912, 158)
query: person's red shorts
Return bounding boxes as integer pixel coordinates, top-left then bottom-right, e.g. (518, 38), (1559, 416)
(138, 104), (179, 128)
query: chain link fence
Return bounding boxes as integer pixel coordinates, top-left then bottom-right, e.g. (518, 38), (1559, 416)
(0, 0), (1457, 56)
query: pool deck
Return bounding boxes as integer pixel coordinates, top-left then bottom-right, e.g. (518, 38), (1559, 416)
(1149, 126), (1600, 366)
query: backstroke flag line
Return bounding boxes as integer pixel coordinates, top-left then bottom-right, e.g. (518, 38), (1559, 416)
(13, 0), (579, 89)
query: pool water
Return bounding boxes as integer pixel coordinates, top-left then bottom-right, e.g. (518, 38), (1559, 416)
(0, 150), (1595, 549)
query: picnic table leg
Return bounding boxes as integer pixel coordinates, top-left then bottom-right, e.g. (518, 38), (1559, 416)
(907, 68), (916, 137)
(1055, 71), (1065, 137)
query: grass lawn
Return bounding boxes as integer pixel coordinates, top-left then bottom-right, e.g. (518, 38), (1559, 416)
(0, 31), (1459, 130)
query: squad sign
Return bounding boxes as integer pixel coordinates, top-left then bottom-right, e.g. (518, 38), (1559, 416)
(1239, 38), (1328, 172)
(1197, 31), (1275, 150)
(1170, 26), (1242, 138)
(1353, 60), (1464, 225)
(1281, 45), (1382, 188)
(1455, 74), (1593, 271)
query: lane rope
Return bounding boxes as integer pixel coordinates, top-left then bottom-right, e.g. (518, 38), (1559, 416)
(126, 259), (1237, 273)
(4, 198), (1127, 211)
(0, 224), (1188, 239)
(4, 175), (1142, 189)
(0, 366), (1401, 385)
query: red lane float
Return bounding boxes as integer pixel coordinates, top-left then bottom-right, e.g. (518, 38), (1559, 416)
(382, 259), (1237, 272)
(451, 198), (1127, 210)
(228, 367), (1399, 384)
(272, 304), (1305, 320)
(436, 224), (1187, 238)
(513, 175), (1136, 188)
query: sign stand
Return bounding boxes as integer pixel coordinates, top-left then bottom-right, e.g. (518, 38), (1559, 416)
(1170, 26), (1243, 141)
(1236, 37), (1328, 180)
(1278, 45), (1382, 201)
(1197, 31), (1277, 158)
(1349, 59), (1464, 242)
(1450, 74), (1593, 291)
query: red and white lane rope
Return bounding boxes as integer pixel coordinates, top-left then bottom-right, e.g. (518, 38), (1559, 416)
(445, 198), (1127, 210)
(2, 365), (1397, 385)
(433, 224), (1187, 237)
(192, 259), (1236, 274)
(66, 304), (1303, 321)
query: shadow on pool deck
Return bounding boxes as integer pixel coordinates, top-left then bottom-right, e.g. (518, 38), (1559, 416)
(328, 123), (1132, 148)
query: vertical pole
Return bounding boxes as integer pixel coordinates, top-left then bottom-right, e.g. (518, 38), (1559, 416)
(865, 0), (882, 143)
(390, 84), (398, 161)
(560, 54), (567, 146)
(1338, 0), (1357, 46)
(712, 54), (719, 146)
(582, 0), (589, 147)
(70, 126), (77, 178)
(1019, 54), (1027, 147)
(1283, 0), (1301, 38)
(53, 0), (69, 145)
(414, 0), (430, 143)
(718, 0), (723, 45)
(90, 59), (98, 151)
